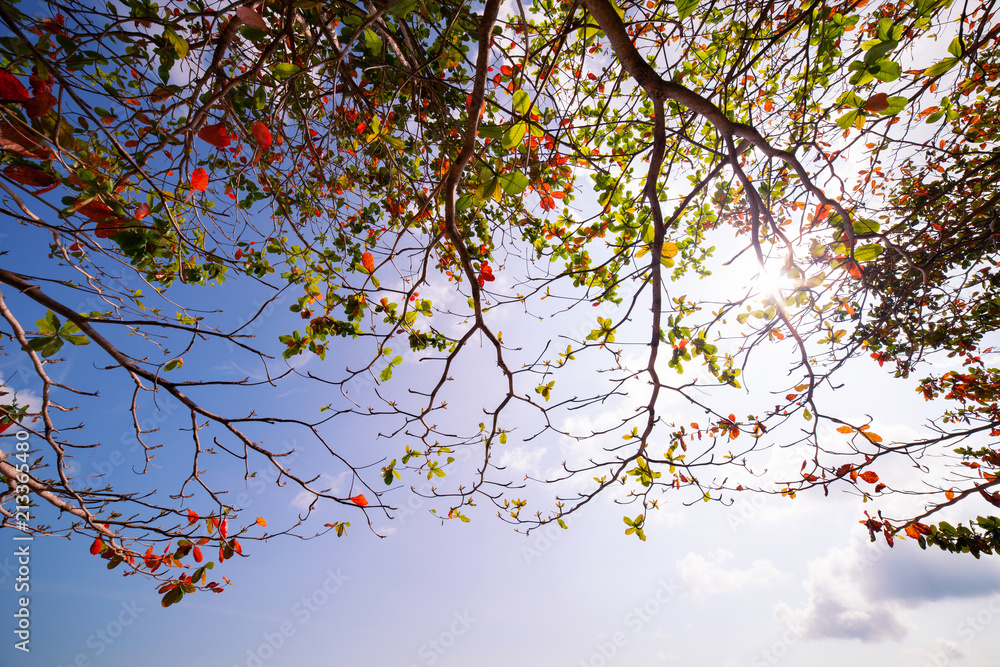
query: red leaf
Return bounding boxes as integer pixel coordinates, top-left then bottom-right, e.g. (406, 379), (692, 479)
(251, 121), (272, 150)
(859, 471), (879, 484)
(76, 199), (114, 221)
(356, 122), (367, 135)
(235, 6), (268, 31)
(3, 165), (55, 188)
(0, 121), (50, 158)
(864, 93), (890, 113)
(219, 517), (229, 540)
(980, 488), (1000, 508)
(197, 123), (231, 148)
(190, 167), (208, 191)
(361, 251), (375, 272)
(187, 508), (198, 524)
(350, 494), (369, 507)
(134, 203), (150, 220)
(24, 90), (56, 119)
(0, 69), (30, 103)
(90, 538), (103, 555)
(192, 546), (203, 563)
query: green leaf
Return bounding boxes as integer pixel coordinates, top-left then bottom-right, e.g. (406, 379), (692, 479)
(37, 311), (60, 335)
(363, 28), (383, 55)
(676, 0), (698, 19)
(498, 171), (529, 195)
(947, 36), (963, 58)
(871, 60), (901, 82)
(853, 243), (883, 262)
(836, 109), (861, 130)
(387, 0), (418, 17)
(162, 27), (189, 60)
(924, 57), (957, 77)
(511, 90), (531, 116)
(864, 39), (898, 66)
(380, 365), (393, 382)
(852, 219), (881, 235)
(502, 121), (526, 150)
(272, 63), (301, 79)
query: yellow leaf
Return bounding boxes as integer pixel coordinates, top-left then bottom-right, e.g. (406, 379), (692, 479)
(662, 241), (679, 258)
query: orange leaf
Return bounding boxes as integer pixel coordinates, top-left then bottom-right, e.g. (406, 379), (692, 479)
(187, 509), (198, 524)
(945, 488), (955, 501)
(219, 517), (229, 540)
(251, 121), (272, 150)
(90, 538), (103, 555)
(191, 167), (208, 191)
(904, 524), (920, 539)
(255, 517), (266, 528)
(859, 471), (879, 484)
(836, 425), (854, 434)
(863, 430), (883, 443)
(361, 252), (374, 272)
(193, 546), (203, 563)
(350, 494), (369, 507)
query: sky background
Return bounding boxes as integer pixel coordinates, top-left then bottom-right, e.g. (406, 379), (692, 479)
(4, 194), (1000, 667)
(3, 1), (1000, 665)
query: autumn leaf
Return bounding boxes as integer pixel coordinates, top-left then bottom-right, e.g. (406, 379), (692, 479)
(89, 538), (103, 555)
(0, 121), (50, 158)
(361, 251), (375, 272)
(192, 546), (203, 563)
(197, 123), (231, 148)
(219, 517), (229, 540)
(836, 425), (854, 434)
(945, 488), (955, 501)
(0, 68), (31, 102)
(350, 494), (369, 507)
(251, 121), (272, 150)
(190, 167), (208, 191)
(255, 517), (267, 527)
(134, 203), (150, 220)
(3, 165), (55, 189)
(864, 92), (890, 112)
(859, 471), (879, 483)
(235, 6), (267, 31)
(25, 90), (57, 119)
(187, 508), (198, 524)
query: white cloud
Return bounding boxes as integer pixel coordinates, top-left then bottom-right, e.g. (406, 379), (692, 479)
(773, 535), (1000, 644)
(497, 444), (547, 475)
(676, 548), (781, 597)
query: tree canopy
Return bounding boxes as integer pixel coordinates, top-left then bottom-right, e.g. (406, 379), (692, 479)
(1, 0), (1000, 605)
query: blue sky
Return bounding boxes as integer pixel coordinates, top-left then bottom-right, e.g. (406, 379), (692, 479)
(3, 217), (1000, 667)
(2, 0), (1000, 661)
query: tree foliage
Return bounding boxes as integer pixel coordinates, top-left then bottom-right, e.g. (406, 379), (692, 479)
(2, 0), (1000, 604)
